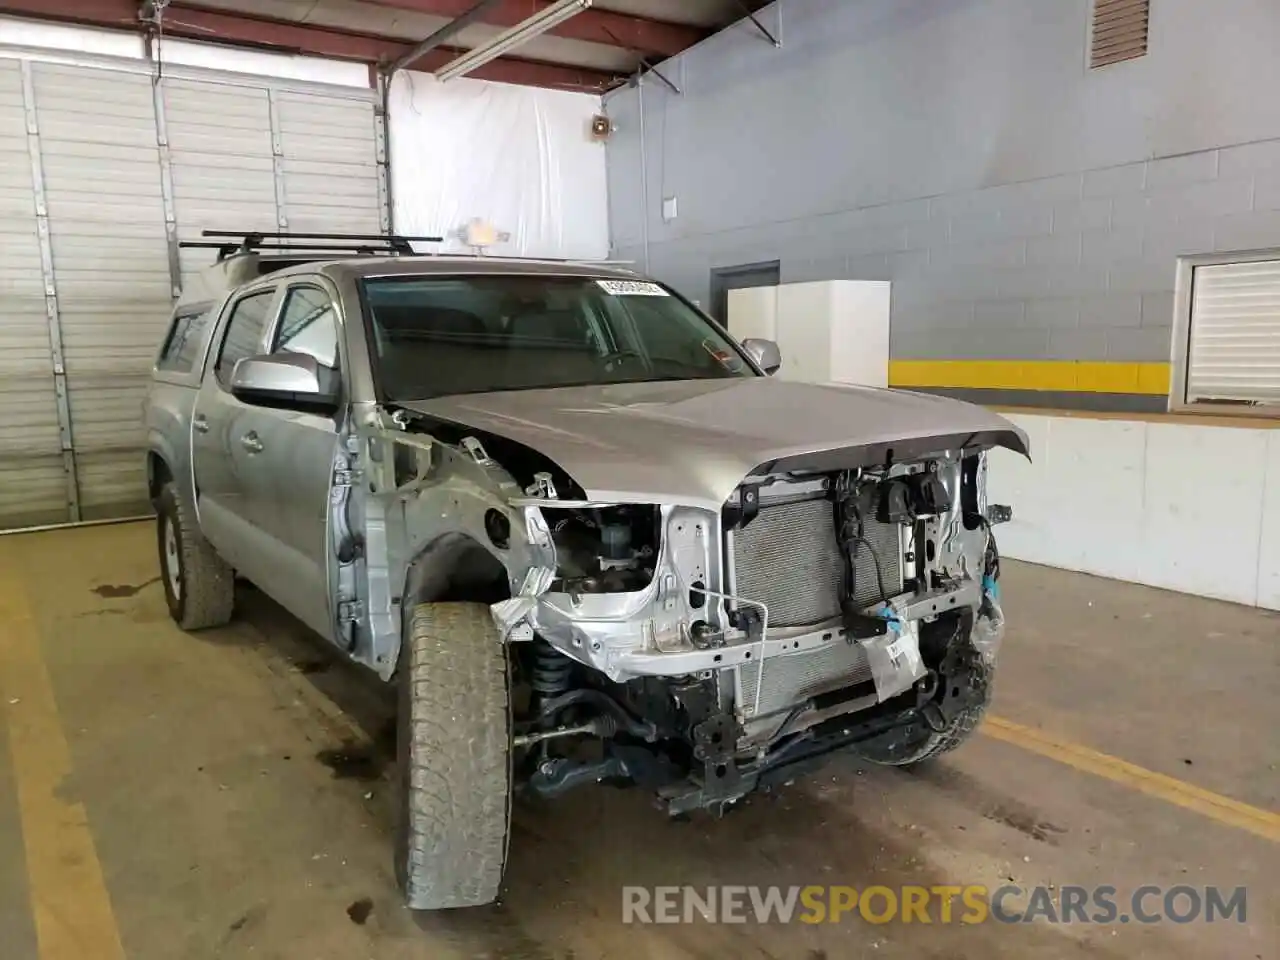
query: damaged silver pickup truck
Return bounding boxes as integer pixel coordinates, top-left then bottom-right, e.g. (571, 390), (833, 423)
(144, 239), (1028, 911)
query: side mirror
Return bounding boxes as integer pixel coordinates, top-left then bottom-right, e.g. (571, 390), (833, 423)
(742, 338), (782, 375)
(230, 353), (341, 413)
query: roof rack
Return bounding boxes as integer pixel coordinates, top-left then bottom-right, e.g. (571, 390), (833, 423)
(408, 252), (635, 265)
(179, 230), (445, 261)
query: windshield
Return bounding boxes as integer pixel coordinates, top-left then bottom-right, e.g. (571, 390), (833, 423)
(362, 275), (757, 400)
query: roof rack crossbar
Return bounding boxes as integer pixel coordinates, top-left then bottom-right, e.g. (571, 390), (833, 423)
(180, 241), (409, 252)
(200, 230), (445, 242)
(185, 230), (445, 261)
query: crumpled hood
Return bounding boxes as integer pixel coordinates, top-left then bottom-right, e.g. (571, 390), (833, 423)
(401, 378), (1029, 509)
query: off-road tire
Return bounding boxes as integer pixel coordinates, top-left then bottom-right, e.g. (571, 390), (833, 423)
(396, 602), (511, 910)
(156, 482), (234, 630)
(854, 657), (993, 767)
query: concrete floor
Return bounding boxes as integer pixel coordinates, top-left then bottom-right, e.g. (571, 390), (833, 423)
(0, 521), (1276, 960)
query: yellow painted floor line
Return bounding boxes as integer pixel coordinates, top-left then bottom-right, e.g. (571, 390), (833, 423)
(983, 715), (1280, 843)
(0, 561), (125, 960)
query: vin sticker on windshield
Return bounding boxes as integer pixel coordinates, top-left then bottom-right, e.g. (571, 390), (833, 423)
(596, 279), (669, 297)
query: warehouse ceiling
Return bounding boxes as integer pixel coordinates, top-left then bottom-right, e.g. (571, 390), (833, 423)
(0, 0), (772, 91)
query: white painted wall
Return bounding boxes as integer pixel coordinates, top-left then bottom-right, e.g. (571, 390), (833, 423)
(726, 286), (777, 342)
(989, 414), (1280, 610)
(603, 0), (1280, 369)
(0, 16), (141, 59)
(726, 280), (891, 386)
(388, 70), (609, 260)
(0, 15), (369, 87)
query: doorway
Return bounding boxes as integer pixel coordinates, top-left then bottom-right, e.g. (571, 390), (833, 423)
(709, 261), (780, 325)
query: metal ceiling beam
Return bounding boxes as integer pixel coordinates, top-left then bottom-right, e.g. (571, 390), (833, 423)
(406, 42), (616, 88)
(0, 0), (620, 90)
(600, 25), (678, 95)
(387, 0), (504, 74)
(355, 0), (706, 57)
(0, 0), (137, 30)
(732, 0), (779, 47)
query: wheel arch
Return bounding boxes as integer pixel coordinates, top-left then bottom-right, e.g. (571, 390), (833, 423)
(147, 449), (173, 506)
(145, 425), (185, 508)
(397, 531), (512, 643)
(401, 532), (512, 606)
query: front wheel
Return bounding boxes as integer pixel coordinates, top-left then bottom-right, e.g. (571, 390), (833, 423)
(396, 602), (511, 910)
(156, 482), (234, 631)
(853, 653), (993, 767)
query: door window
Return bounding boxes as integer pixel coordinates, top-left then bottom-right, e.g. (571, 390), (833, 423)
(274, 286), (340, 370)
(157, 304), (213, 373)
(215, 290), (276, 387)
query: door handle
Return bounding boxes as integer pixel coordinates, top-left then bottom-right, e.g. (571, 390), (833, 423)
(240, 432), (264, 454)
(192, 414), (209, 434)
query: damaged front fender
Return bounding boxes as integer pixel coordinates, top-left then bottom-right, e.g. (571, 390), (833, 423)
(491, 503), (726, 682)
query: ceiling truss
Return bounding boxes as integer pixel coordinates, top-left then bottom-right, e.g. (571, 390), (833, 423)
(0, 0), (771, 92)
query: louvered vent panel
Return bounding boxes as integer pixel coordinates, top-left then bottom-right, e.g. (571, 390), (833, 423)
(1091, 0), (1150, 68)
(1186, 260), (1280, 406)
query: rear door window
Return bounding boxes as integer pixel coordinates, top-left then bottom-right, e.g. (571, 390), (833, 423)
(157, 306), (212, 373)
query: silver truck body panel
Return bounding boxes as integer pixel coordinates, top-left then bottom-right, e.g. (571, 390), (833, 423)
(404, 378), (1028, 509)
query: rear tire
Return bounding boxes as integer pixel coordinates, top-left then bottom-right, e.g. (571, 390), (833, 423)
(396, 602), (511, 910)
(156, 482), (234, 631)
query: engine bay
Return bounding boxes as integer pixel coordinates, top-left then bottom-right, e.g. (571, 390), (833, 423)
(546, 504), (661, 595)
(503, 450), (1011, 815)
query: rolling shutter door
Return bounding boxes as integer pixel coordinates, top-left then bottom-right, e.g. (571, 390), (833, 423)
(166, 80), (384, 284)
(163, 78), (279, 292)
(276, 91), (385, 235)
(0, 54), (384, 531)
(32, 63), (170, 521)
(1186, 259), (1280, 405)
(0, 59), (66, 528)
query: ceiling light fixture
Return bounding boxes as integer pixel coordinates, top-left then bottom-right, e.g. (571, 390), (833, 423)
(435, 0), (593, 83)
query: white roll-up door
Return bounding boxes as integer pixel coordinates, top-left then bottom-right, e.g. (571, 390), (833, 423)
(164, 78), (280, 292)
(33, 62), (171, 520)
(0, 60), (66, 528)
(1187, 259), (1280, 406)
(275, 91), (385, 235)
(166, 78), (385, 284)
(0, 50), (384, 531)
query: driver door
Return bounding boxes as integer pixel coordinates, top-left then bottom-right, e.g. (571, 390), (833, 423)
(191, 285), (283, 594)
(246, 281), (346, 641)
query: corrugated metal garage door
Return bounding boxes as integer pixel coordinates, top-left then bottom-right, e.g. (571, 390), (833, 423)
(276, 91), (384, 234)
(165, 78), (281, 293)
(0, 52), (384, 530)
(167, 80), (386, 290)
(34, 63), (172, 521)
(0, 60), (67, 528)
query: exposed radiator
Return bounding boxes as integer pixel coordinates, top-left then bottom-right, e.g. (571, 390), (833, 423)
(737, 639), (873, 720)
(732, 494), (903, 628)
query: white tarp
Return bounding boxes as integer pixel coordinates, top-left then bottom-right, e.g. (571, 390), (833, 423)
(389, 70), (609, 260)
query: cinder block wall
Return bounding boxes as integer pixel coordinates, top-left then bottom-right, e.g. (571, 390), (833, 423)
(603, 0), (1280, 410)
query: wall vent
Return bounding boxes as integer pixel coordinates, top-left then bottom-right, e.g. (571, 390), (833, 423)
(1090, 0), (1150, 68)
(1186, 258), (1280, 407)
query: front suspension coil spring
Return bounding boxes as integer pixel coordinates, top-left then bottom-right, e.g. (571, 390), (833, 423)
(530, 641), (573, 698)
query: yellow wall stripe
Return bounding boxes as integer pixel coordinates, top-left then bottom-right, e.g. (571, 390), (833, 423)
(889, 360), (1171, 395)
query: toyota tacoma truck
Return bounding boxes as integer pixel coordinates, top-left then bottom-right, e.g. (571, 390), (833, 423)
(143, 234), (1027, 911)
